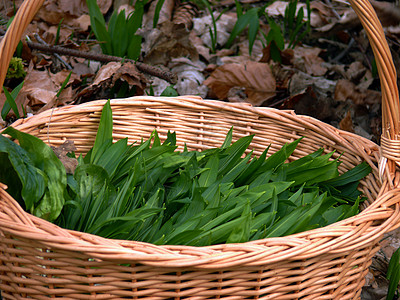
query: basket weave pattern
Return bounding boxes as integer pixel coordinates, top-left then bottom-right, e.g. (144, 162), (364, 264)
(1, 0), (400, 299)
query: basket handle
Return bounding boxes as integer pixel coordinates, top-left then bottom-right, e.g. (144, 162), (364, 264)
(0, 0), (399, 169)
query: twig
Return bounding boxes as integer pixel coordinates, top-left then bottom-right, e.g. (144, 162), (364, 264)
(26, 41), (178, 84)
(33, 34), (72, 70)
(331, 38), (355, 63)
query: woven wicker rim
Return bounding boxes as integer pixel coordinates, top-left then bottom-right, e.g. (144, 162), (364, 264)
(0, 0), (399, 270)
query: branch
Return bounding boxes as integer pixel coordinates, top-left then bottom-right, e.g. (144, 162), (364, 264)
(26, 41), (178, 84)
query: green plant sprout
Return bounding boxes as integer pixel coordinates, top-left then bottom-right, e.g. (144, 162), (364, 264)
(86, 0), (146, 60)
(387, 247), (400, 300)
(201, 0), (218, 53)
(1, 81), (24, 120)
(284, 0), (311, 49)
(54, 18), (64, 45)
(226, 2), (269, 55)
(160, 85), (178, 96)
(265, 0), (311, 62)
(153, 0), (166, 28)
(226, 0), (310, 60)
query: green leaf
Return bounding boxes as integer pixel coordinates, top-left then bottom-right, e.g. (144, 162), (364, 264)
(107, 10), (118, 40)
(128, 0), (145, 33)
(221, 127), (233, 149)
(3, 127), (67, 221)
(0, 135), (45, 210)
(97, 138), (129, 178)
(160, 85), (179, 97)
(266, 17), (284, 50)
(387, 247), (400, 300)
(112, 10), (129, 57)
(262, 139), (301, 171)
(226, 7), (259, 48)
(198, 154), (219, 187)
(324, 161), (372, 187)
(153, 0), (166, 27)
(3, 86), (20, 119)
(247, 9), (260, 55)
(227, 201), (252, 243)
(93, 16), (112, 54)
(127, 34), (142, 61)
(219, 135), (253, 176)
(287, 161), (339, 186)
(91, 100), (113, 163)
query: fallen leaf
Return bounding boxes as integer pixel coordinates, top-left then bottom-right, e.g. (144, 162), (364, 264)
(293, 46), (328, 76)
(70, 15), (91, 32)
(141, 21), (198, 65)
(15, 69), (58, 111)
(112, 62), (149, 95)
(204, 61), (276, 106)
(50, 69), (80, 87)
(36, 0), (112, 26)
(77, 62), (148, 101)
(315, 0), (400, 37)
(309, 2), (336, 28)
(339, 111), (354, 132)
(92, 62), (122, 86)
(370, 0), (400, 27)
(334, 79), (381, 105)
(287, 72), (335, 120)
(51, 140), (78, 174)
(169, 58), (208, 98)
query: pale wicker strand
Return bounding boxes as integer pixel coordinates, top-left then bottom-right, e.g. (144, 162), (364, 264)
(0, 0), (45, 91)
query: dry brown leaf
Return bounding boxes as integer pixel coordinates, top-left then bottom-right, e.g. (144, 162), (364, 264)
(293, 46), (327, 76)
(77, 62), (148, 101)
(36, 0), (111, 26)
(315, 1), (400, 37)
(334, 79), (381, 105)
(339, 111), (355, 132)
(70, 15), (91, 32)
(51, 140), (78, 174)
(93, 62), (122, 86)
(204, 61), (276, 106)
(50, 69), (80, 87)
(112, 62), (148, 94)
(142, 21), (198, 65)
(370, 0), (400, 27)
(15, 69), (58, 111)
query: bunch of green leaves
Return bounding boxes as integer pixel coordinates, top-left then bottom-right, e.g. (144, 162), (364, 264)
(283, 0), (311, 49)
(387, 247), (400, 300)
(226, 0), (310, 57)
(54, 101), (371, 245)
(86, 0), (146, 60)
(226, 2), (269, 55)
(264, 0), (311, 62)
(0, 101), (371, 246)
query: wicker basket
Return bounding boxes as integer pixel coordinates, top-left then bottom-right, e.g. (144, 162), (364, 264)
(1, 0), (400, 299)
